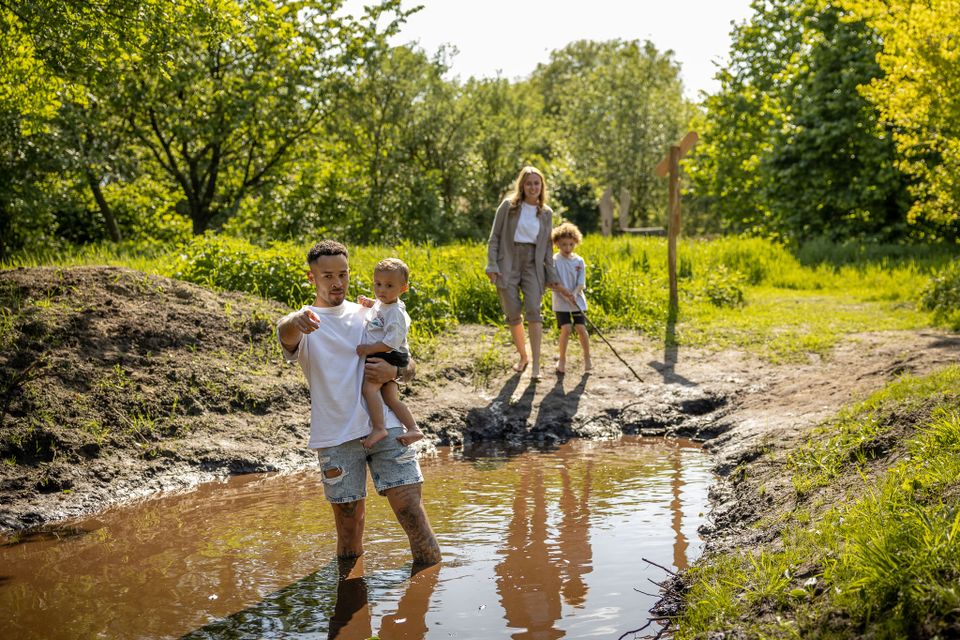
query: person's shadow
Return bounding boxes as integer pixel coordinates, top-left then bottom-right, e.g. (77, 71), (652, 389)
(465, 370), (539, 440)
(179, 557), (440, 640)
(532, 371), (589, 436)
(647, 303), (696, 386)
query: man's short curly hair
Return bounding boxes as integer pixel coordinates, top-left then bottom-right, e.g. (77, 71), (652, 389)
(375, 257), (409, 283)
(551, 222), (583, 245)
(307, 240), (348, 264)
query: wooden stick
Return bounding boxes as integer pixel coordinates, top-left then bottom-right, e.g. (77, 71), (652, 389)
(582, 311), (644, 383)
(642, 556), (678, 576)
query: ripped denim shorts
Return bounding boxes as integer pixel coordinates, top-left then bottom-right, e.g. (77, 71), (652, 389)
(315, 427), (423, 503)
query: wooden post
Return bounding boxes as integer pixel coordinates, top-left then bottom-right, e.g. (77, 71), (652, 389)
(618, 187), (631, 232)
(655, 131), (698, 310)
(666, 146), (681, 308)
(599, 187), (614, 237)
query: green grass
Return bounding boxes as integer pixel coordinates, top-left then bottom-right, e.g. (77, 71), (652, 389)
(675, 366), (960, 639)
(2, 235), (953, 359)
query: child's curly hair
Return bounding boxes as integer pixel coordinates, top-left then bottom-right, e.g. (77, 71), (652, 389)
(375, 257), (409, 283)
(551, 222), (583, 245)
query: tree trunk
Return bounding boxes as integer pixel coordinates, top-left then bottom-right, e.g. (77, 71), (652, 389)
(84, 170), (121, 242)
(190, 200), (211, 235)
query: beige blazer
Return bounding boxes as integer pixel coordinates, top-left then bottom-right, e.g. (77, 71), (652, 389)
(485, 199), (560, 294)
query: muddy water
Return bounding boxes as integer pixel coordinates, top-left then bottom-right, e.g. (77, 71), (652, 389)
(0, 437), (712, 639)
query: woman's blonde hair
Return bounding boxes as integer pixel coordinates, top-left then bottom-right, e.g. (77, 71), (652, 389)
(508, 166), (548, 211)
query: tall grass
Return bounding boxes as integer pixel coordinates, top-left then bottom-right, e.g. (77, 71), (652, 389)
(3, 235), (952, 358)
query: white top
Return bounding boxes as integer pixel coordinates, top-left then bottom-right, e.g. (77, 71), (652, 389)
(513, 202), (540, 244)
(552, 252), (588, 312)
(362, 299), (410, 354)
(280, 301), (401, 449)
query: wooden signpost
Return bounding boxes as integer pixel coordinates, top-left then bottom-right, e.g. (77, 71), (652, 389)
(655, 131), (698, 309)
(599, 187), (614, 237)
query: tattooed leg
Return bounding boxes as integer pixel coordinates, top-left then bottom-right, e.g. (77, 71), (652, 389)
(384, 483), (442, 565)
(331, 499), (366, 559)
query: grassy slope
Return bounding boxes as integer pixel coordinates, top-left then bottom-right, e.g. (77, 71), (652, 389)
(677, 367), (960, 639)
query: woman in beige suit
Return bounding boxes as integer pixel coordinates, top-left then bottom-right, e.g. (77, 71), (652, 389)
(486, 166), (570, 379)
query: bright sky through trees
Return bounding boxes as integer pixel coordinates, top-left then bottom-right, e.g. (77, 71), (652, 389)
(342, 0), (754, 98)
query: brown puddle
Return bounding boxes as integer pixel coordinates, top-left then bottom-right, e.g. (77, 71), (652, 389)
(0, 437), (712, 639)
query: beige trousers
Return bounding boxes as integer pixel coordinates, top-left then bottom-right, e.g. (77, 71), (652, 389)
(496, 243), (543, 325)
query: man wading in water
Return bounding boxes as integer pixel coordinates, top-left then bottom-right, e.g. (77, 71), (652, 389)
(277, 240), (441, 565)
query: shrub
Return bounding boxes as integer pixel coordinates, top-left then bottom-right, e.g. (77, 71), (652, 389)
(172, 235), (312, 308)
(919, 261), (960, 330)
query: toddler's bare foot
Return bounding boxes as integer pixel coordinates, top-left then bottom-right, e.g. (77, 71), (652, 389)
(555, 359), (566, 374)
(584, 358), (593, 372)
(397, 427), (424, 447)
(363, 426), (389, 449)
(512, 358), (529, 373)
(530, 363), (540, 380)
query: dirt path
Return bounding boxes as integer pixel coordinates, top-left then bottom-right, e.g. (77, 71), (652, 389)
(2, 266), (958, 539)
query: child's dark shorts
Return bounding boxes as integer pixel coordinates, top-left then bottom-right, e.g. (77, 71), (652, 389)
(365, 350), (409, 367)
(555, 311), (586, 327)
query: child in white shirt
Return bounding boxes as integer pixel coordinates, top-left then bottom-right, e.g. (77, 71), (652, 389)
(357, 258), (423, 448)
(551, 223), (592, 374)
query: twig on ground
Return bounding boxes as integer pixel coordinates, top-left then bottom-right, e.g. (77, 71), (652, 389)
(616, 617), (672, 640)
(642, 557), (678, 576)
(617, 619), (654, 640)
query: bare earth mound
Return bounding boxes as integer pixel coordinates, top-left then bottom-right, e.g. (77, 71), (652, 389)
(1, 265), (959, 547)
(0, 267), (313, 530)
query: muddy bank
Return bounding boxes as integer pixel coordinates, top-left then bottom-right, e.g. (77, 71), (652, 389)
(2, 265), (959, 545)
(0, 267), (313, 531)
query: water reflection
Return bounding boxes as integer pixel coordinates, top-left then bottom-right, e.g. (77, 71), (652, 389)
(671, 446), (690, 572)
(0, 437), (712, 640)
(558, 462), (593, 608)
(495, 455), (595, 639)
(182, 557), (441, 640)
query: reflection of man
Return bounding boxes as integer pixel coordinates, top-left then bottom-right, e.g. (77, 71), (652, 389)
(328, 557), (441, 640)
(277, 240), (441, 565)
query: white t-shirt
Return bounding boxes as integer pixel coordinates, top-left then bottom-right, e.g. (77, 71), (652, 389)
(513, 202), (540, 244)
(552, 252), (588, 312)
(280, 301), (401, 449)
(363, 299), (410, 354)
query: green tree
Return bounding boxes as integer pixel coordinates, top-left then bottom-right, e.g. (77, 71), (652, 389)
(687, 0), (807, 238)
(689, 0), (910, 243)
(532, 39), (690, 228)
(0, 0), (135, 255)
(115, 0), (373, 235)
(330, 43), (449, 242)
(844, 0), (960, 240)
(457, 76), (550, 236)
(765, 4), (909, 241)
